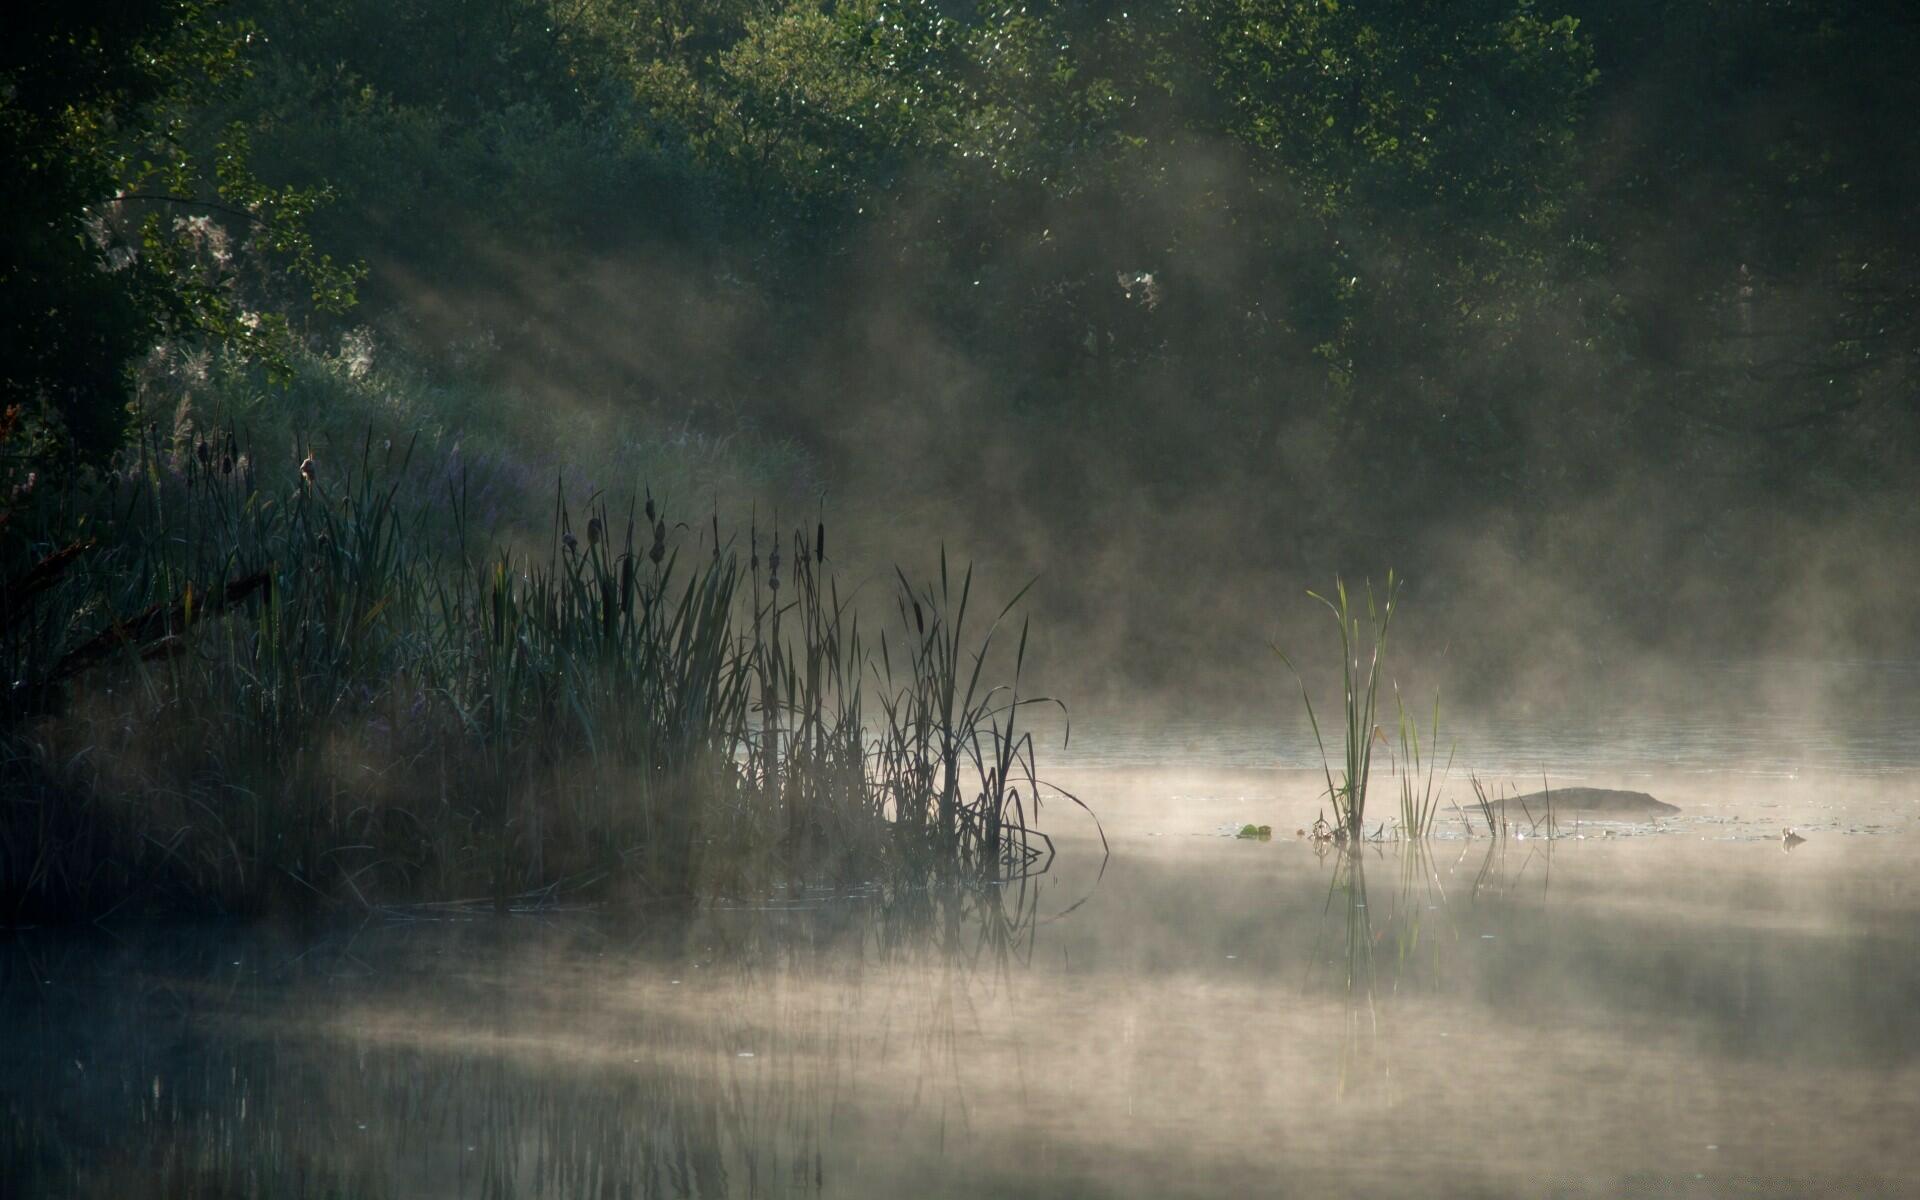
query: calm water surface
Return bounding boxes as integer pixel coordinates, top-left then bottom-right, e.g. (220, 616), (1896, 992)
(6, 675), (1920, 1197)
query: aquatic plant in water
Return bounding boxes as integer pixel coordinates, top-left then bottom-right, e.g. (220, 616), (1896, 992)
(0, 431), (1074, 920)
(1390, 685), (1453, 840)
(1275, 574), (1398, 840)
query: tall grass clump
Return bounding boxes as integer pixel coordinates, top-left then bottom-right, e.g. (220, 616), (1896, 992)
(0, 427), (1068, 922)
(1390, 685), (1453, 840)
(870, 556), (1087, 878)
(1468, 774), (1508, 839)
(1276, 574), (1399, 840)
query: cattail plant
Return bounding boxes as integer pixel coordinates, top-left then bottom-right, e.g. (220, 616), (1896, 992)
(0, 432), (1081, 920)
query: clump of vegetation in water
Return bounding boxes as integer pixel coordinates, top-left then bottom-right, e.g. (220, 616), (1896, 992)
(1469, 774), (1509, 840)
(0, 430), (1071, 922)
(1277, 575), (1461, 843)
(1390, 686), (1453, 840)
(1275, 575), (1398, 841)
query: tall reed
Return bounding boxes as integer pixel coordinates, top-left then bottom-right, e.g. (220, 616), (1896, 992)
(1468, 774), (1508, 839)
(1276, 574), (1399, 839)
(872, 553), (1088, 880)
(1392, 684), (1453, 840)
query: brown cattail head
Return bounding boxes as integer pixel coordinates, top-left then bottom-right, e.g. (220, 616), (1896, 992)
(644, 491), (656, 523)
(563, 530), (579, 554)
(299, 455), (317, 485)
(816, 522), (825, 562)
(587, 516), (603, 547)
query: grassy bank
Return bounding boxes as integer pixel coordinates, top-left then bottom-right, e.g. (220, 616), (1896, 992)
(0, 416), (1066, 924)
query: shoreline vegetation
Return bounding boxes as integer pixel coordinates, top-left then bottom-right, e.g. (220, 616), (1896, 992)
(0, 427), (1081, 925)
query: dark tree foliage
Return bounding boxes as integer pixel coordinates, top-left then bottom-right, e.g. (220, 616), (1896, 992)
(8, 0), (1917, 667)
(1563, 0), (1920, 487)
(1, 0), (357, 461)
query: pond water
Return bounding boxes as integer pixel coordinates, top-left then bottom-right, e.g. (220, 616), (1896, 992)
(6, 669), (1920, 1197)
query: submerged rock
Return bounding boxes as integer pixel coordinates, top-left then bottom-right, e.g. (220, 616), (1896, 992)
(1483, 787), (1679, 818)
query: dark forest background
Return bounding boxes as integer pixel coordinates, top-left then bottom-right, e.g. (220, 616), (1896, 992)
(8, 0), (1918, 705)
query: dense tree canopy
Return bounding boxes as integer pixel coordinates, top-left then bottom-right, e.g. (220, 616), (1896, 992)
(1, 1), (357, 460)
(5, 0), (1916, 670)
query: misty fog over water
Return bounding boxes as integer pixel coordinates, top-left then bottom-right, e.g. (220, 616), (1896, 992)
(1052, 659), (1920, 777)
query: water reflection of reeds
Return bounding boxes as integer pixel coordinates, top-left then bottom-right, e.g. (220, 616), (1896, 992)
(0, 877), (1051, 1199)
(10, 828), (1920, 1197)
(1316, 840), (1525, 1099)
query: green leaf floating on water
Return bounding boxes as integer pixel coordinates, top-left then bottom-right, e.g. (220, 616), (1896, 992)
(1237, 824), (1274, 841)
